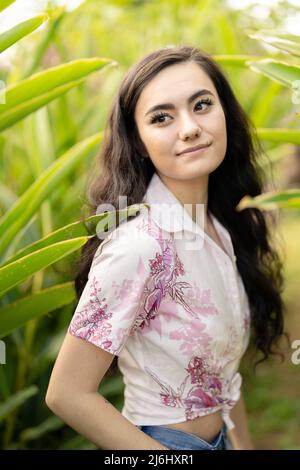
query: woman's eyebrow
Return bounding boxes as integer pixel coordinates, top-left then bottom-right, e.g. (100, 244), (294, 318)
(144, 89), (214, 117)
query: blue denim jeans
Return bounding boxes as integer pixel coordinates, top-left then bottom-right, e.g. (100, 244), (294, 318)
(136, 422), (232, 450)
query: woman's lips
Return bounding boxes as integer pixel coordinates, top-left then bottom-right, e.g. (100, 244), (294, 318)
(179, 142), (212, 155)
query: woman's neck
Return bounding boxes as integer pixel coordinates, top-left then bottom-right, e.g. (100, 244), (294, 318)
(157, 172), (210, 228)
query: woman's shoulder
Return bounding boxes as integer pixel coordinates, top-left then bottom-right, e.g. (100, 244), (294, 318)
(92, 207), (164, 266)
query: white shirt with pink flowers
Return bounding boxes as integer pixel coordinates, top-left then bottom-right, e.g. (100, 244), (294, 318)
(68, 172), (251, 430)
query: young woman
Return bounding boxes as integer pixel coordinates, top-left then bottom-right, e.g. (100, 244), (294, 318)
(45, 45), (287, 450)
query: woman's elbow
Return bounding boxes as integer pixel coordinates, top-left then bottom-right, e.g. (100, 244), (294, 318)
(45, 384), (64, 413)
(45, 388), (57, 411)
(45, 381), (80, 417)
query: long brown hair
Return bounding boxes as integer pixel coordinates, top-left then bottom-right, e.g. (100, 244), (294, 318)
(75, 45), (289, 372)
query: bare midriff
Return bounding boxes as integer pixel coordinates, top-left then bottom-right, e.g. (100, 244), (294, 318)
(160, 409), (224, 442)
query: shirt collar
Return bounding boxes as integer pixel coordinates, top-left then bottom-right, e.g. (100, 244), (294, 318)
(142, 172), (207, 237)
(142, 172), (235, 260)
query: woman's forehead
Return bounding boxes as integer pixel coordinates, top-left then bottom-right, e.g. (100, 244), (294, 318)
(135, 62), (217, 117)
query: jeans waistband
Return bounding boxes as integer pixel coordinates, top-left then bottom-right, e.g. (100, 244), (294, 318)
(137, 422), (228, 450)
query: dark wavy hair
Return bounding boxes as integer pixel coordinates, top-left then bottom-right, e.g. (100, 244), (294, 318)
(74, 45), (289, 373)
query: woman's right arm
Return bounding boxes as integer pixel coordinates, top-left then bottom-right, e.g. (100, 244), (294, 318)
(45, 332), (169, 450)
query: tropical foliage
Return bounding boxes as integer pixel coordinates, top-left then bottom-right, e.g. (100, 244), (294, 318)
(0, 0), (299, 450)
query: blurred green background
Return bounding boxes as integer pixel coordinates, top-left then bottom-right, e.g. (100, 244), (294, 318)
(0, 0), (299, 450)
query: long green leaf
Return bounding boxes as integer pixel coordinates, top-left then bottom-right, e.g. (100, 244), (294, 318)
(248, 30), (300, 58)
(0, 237), (88, 296)
(249, 81), (283, 127)
(1, 203), (148, 267)
(0, 58), (118, 131)
(213, 54), (263, 66)
(0, 15), (48, 53)
(0, 0), (16, 13)
(246, 59), (300, 88)
(58, 435), (97, 450)
(0, 282), (75, 338)
(20, 416), (64, 442)
(23, 9), (66, 78)
(0, 132), (102, 257)
(213, 11), (238, 55)
(257, 128), (300, 145)
(0, 385), (38, 423)
(237, 189), (300, 211)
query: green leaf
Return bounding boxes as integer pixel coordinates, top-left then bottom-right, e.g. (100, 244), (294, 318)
(213, 54), (263, 67)
(257, 128), (300, 145)
(0, 237), (88, 297)
(0, 0), (16, 13)
(0, 15), (48, 53)
(1, 203), (148, 267)
(0, 58), (118, 131)
(23, 9), (66, 78)
(58, 434), (97, 450)
(249, 81), (283, 127)
(20, 415), (64, 442)
(248, 30), (300, 58)
(0, 282), (75, 338)
(0, 132), (103, 257)
(213, 11), (238, 55)
(236, 189), (300, 211)
(0, 385), (39, 422)
(246, 59), (300, 88)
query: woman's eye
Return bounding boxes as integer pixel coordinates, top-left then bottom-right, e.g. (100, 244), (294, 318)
(194, 98), (212, 111)
(149, 111), (169, 124)
(149, 98), (213, 125)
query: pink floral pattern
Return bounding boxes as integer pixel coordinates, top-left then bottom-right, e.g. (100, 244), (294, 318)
(68, 277), (114, 351)
(145, 353), (228, 420)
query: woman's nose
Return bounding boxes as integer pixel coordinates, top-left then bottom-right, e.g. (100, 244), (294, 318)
(179, 125), (201, 140)
(178, 115), (202, 140)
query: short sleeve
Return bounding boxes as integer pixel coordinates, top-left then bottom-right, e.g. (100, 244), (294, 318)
(68, 227), (163, 356)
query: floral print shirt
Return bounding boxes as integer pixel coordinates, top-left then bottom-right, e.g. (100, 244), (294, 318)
(68, 172), (251, 430)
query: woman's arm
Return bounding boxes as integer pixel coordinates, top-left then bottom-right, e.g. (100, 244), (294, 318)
(227, 388), (255, 450)
(45, 333), (169, 450)
(47, 389), (169, 450)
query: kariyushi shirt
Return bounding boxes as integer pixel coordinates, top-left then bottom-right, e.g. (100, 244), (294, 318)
(68, 172), (251, 430)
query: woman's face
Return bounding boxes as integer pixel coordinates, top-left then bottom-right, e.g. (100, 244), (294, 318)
(134, 61), (227, 182)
